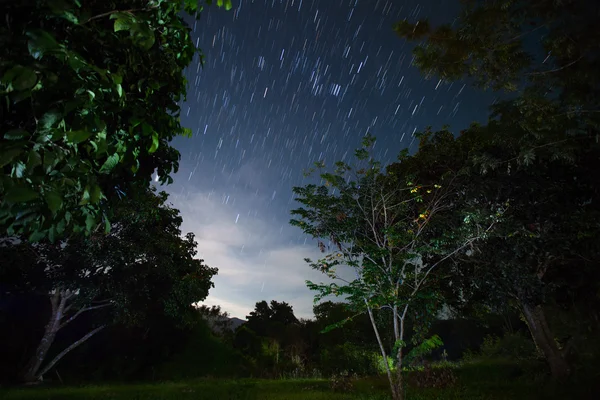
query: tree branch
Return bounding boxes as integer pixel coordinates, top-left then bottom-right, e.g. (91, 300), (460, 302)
(59, 303), (112, 330)
(36, 325), (106, 380)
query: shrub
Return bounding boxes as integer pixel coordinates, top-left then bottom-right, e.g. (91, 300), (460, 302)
(478, 332), (538, 361)
(329, 370), (358, 392)
(408, 361), (457, 389)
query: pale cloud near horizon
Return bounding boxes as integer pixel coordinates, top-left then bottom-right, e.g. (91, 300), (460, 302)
(168, 174), (331, 319)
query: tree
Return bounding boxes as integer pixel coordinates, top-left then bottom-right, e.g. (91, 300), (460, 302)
(395, 0), (600, 379)
(0, 0), (230, 241)
(0, 186), (217, 383)
(245, 300), (299, 337)
(290, 136), (501, 400)
(198, 304), (234, 336)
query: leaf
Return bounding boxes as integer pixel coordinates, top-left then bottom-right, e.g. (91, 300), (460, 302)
(112, 73), (123, 85)
(13, 66), (38, 90)
(4, 129), (29, 140)
(116, 83), (123, 97)
(89, 184), (102, 203)
(104, 214), (111, 234)
(39, 111), (61, 130)
(85, 213), (96, 232)
(149, 133), (159, 153)
(26, 29), (60, 60)
(111, 12), (134, 32)
(4, 185), (38, 203)
(0, 146), (24, 167)
(26, 150), (42, 172)
(44, 190), (63, 213)
(66, 130), (91, 144)
(28, 230), (46, 242)
(99, 153), (120, 173)
(80, 185), (91, 205)
(224, 0), (233, 11)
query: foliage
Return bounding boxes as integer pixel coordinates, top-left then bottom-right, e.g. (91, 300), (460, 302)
(473, 333), (538, 363)
(0, 0), (232, 241)
(395, 0), (600, 380)
(0, 185), (217, 382)
(320, 343), (380, 377)
(329, 370), (358, 393)
(408, 364), (457, 389)
(290, 134), (502, 399)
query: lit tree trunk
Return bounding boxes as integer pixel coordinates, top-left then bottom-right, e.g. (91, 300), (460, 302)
(520, 301), (570, 380)
(21, 289), (110, 383)
(366, 302), (397, 400)
(22, 291), (64, 383)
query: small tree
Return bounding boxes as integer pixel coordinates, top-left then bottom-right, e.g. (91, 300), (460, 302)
(0, 186), (217, 383)
(290, 135), (500, 400)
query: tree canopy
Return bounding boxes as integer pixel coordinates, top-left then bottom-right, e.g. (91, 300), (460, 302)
(0, 185), (217, 382)
(0, 0), (214, 242)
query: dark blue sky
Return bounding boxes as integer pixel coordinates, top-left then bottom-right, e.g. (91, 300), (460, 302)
(163, 0), (495, 319)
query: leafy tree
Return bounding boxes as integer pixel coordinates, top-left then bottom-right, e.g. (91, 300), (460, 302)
(290, 136), (501, 400)
(245, 300), (299, 337)
(0, 186), (217, 383)
(198, 304), (234, 337)
(0, 0), (230, 241)
(395, 0), (600, 379)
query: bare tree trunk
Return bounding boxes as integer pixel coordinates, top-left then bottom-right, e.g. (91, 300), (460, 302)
(22, 291), (65, 383)
(36, 325), (106, 379)
(520, 301), (570, 380)
(21, 289), (110, 383)
(393, 317), (406, 400)
(366, 303), (396, 400)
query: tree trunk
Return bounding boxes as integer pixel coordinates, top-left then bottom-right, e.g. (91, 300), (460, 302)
(21, 291), (65, 383)
(520, 301), (570, 380)
(366, 303), (397, 400)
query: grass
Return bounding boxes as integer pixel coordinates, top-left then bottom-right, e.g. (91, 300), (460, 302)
(1, 360), (598, 400)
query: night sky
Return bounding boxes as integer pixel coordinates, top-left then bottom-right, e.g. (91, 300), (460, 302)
(162, 0), (496, 319)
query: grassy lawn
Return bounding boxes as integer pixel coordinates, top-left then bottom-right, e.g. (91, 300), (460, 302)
(1, 361), (598, 400)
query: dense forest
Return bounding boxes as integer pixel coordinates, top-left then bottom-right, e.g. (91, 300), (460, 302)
(1, 0), (599, 399)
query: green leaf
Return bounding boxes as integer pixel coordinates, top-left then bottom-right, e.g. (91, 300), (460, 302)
(112, 73), (123, 85)
(0, 146), (24, 168)
(104, 215), (111, 233)
(85, 212), (96, 232)
(44, 190), (63, 213)
(26, 150), (42, 172)
(149, 133), (159, 153)
(224, 0), (233, 11)
(28, 230), (46, 242)
(99, 153), (120, 173)
(111, 12), (134, 32)
(39, 111), (61, 130)
(80, 185), (91, 205)
(89, 184), (102, 203)
(4, 185), (38, 203)
(66, 130), (91, 144)
(116, 83), (123, 97)
(26, 29), (60, 60)
(13, 66), (38, 90)
(4, 129), (29, 140)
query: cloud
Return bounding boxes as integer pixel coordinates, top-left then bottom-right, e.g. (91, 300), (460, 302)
(168, 182), (329, 319)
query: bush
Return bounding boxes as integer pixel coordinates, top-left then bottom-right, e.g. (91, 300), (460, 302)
(320, 343), (380, 376)
(408, 362), (457, 389)
(478, 332), (538, 361)
(329, 370), (358, 392)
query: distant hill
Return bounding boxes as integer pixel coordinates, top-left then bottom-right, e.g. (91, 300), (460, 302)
(228, 317), (246, 331)
(203, 315), (246, 333)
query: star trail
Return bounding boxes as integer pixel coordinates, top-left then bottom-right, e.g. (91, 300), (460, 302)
(164, 0), (496, 318)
